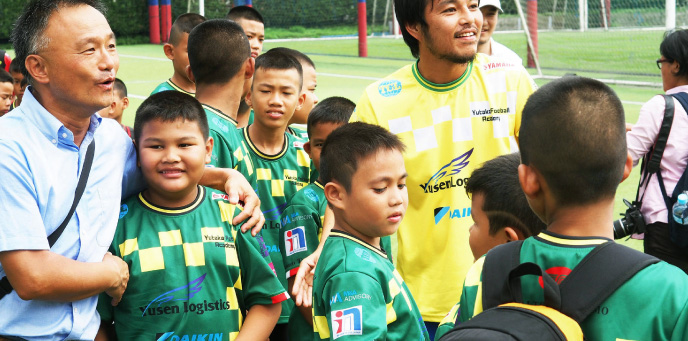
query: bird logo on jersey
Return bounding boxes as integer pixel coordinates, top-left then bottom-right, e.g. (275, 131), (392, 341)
(141, 274), (206, 316)
(420, 148), (473, 194)
(332, 305), (363, 339)
(285, 226), (307, 256)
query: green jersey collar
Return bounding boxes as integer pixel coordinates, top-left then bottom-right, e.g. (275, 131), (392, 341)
(411, 60), (472, 93)
(138, 185), (205, 215)
(203, 104), (238, 127)
(330, 230), (388, 259)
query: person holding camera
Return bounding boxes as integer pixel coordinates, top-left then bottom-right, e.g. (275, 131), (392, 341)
(627, 29), (688, 274)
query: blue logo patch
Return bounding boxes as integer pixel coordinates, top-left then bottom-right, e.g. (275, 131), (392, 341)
(354, 248), (376, 263)
(142, 274), (206, 316)
(378, 80), (402, 97)
(119, 204), (128, 219)
(434, 206), (471, 225)
(304, 188), (319, 203)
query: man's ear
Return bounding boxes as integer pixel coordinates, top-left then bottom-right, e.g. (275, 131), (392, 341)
(163, 43), (174, 60)
(185, 65), (196, 84)
(324, 181), (346, 211)
(503, 227), (525, 242)
(303, 141), (312, 156)
(621, 152), (633, 182)
(25, 55), (49, 85)
(405, 22), (422, 41)
(205, 136), (214, 164)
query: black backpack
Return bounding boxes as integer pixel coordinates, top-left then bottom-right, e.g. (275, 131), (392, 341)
(439, 241), (659, 340)
(638, 92), (688, 248)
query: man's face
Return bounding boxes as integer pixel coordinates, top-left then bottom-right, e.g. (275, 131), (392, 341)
(10, 71), (25, 101)
(479, 6), (499, 46)
(236, 19), (265, 59)
(37, 4), (118, 117)
(419, 0), (483, 64)
(0, 81), (13, 115)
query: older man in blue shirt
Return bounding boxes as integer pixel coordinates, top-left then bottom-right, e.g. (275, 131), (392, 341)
(0, 1), (263, 340)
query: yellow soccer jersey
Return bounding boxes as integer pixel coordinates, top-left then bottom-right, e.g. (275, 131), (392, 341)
(351, 54), (536, 322)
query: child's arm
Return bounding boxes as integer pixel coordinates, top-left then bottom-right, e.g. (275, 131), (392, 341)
(200, 167), (264, 235)
(236, 303), (281, 340)
(292, 206), (334, 307)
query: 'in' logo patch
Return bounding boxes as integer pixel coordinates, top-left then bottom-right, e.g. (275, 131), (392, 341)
(332, 305), (363, 339)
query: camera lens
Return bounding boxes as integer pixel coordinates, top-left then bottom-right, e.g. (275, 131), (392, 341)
(613, 218), (633, 239)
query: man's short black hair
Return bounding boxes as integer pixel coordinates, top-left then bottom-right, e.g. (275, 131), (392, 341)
(11, 0), (106, 84)
(9, 58), (22, 74)
(660, 28), (688, 77)
(466, 152), (546, 238)
(227, 6), (264, 24)
(394, 0), (431, 58)
(320, 122), (405, 191)
(113, 78), (127, 98)
(0, 69), (13, 84)
(168, 13), (206, 46)
(268, 47), (315, 69)
(188, 19), (250, 86)
(254, 49), (303, 90)
(306, 96), (355, 137)
(519, 76), (627, 206)
(134, 91), (208, 144)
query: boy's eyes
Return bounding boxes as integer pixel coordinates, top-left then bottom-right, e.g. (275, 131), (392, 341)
(373, 187), (386, 194)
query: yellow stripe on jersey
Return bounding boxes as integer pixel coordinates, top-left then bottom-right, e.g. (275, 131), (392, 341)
(166, 79), (194, 96)
(386, 302), (397, 324)
(139, 186), (205, 215)
(243, 127), (288, 160)
(203, 104), (238, 126)
(330, 231), (388, 258)
(411, 61), (472, 92)
(218, 201), (237, 223)
(314, 313), (330, 338)
(537, 232), (610, 246)
(119, 238), (139, 256)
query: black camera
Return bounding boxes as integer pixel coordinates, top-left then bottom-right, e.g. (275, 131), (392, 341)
(613, 199), (647, 239)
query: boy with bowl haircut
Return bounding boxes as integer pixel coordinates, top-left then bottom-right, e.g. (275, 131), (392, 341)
(186, 19), (256, 182)
(453, 77), (688, 340)
(227, 6), (266, 128)
(97, 91), (287, 340)
(312, 122), (430, 340)
(151, 13), (205, 96)
(434, 152), (546, 339)
(278, 96), (355, 339)
(8, 58), (25, 110)
(242, 49), (311, 338)
(0, 69), (13, 116)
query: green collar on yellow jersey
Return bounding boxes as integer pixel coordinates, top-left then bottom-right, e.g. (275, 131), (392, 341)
(411, 59), (473, 93)
(203, 104), (238, 127)
(138, 185), (205, 216)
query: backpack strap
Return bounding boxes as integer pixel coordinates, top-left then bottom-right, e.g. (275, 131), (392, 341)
(557, 242), (659, 323)
(668, 92), (688, 201)
(481, 241), (524, 310)
(644, 95), (674, 176)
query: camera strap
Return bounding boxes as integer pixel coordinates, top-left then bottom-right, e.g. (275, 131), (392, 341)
(0, 139), (96, 301)
(637, 94), (676, 204)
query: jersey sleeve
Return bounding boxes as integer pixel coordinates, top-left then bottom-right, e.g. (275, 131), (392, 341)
(208, 129), (238, 169)
(321, 272), (388, 340)
(512, 69), (538, 140)
(279, 203), (322, 278)
(235, 228), (289, 309)
(435, 302), (461, 340)
(457, 256), (486, 323)
(351, 89), (380, 126)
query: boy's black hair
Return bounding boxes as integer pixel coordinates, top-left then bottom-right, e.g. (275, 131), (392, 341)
(519, 76), (627, 206)
(320, 122), (405, 191)
(227, 5), (264, 24)
(394, 0), (431, 59)
(0, 69), (13, 84)
(188, 19), (250, 86)
(134, 91), (209, 144)
(168, 13), (206, 46)
(268, 47), (315, 69)
(113, 78), (127, 98)
(306, 96), (355, 137)
(11, 0), (106, 84)
(9, 58), (22, 74)
(660, 28), (688, 77)
(466, 152), (546, 238)
(254, 49), (303, 90)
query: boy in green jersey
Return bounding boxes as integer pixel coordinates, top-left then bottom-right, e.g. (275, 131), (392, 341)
(243, 49), (311, 339)
(278, 97), (355, 339)
(453, 77), (688, 340)
(313, 122), (430, 340)
(186, 19), (256, 182)
(151, 13), (205, 96)
(434, 152), (546, 339)
(97, 91), (288, 340)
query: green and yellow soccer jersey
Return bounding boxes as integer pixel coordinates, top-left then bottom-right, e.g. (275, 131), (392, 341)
(96, 186), (288, 340)
(454, 231), (688, 340)
(287, 125), (309, 139)
(240, 126), (312, 323)
(151, 79), (194, 95)
(351, 54), (537, 321)
(312, 230), (430, 341)
(435, 301), (461, 339)
(203, 104), (256, 184)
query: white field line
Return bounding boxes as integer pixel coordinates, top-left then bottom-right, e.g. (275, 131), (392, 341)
(119, 53), (646, 105)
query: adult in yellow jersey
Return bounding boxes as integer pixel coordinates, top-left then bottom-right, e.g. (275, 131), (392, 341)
(351, 0), (536, 338)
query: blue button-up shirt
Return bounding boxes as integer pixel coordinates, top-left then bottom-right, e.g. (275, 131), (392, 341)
(0, 88), (142, 340)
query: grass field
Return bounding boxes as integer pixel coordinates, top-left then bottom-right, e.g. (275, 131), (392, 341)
(108, 39), (660, 250)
